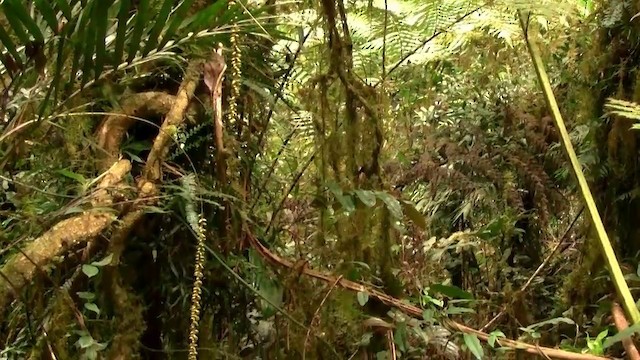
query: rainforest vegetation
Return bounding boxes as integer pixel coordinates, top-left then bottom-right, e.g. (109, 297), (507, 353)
(3, 0), (640, 359)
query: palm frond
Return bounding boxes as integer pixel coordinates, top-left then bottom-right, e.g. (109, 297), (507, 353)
(0, 0), (257, 118)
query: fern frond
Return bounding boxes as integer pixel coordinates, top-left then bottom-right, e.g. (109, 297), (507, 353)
(604, 98), (640, 122)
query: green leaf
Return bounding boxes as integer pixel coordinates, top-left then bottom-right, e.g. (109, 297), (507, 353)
(76, 335), (95, 349)
(0, 25), (22, 68)
(91, 254), (113, 267)
(488, 330), (505, 348)
(523, 317), (575, 331)
(258, 277), (283, 318)
(93, 0), (113, 81)
(34, 0), (59, 34)
(357, 291), (369, 306)
(401, 200), (426, 229)
(463, 333), (484, 359)
(2, 2), (30, 43)
(127, 0), (150, 63)
(77, 291), (96, 300)
(68, 7), (91, 92)
(422, 309), (434, 322)
(55, 0), (73, 20)
(336, 194), (355, 213)
(603, 323), (640, 349)
(376, 192), (402, 219)
(431, 283), (474, 300)
(82, 264), (100, 278)
(446, 306), (476, 315)
(80, 2), (97, 87)
(180, 1), (226, 32)
(354, 190), (377, 207)
(326, 181), (343, 197)
(595, 329), (608, 342)
(158, 0), (197, 49)
(84, 302), (101, 315)
(4, 0), (44, 42)
(375, 351), (388, 360)
(393, 323), (408, 352)
(50, 34), (67, 106)
(113, 0), (132, 66)
(56, 169), (86, 184)
(327, 182), (355, 212)
(142, 0), (175, 56)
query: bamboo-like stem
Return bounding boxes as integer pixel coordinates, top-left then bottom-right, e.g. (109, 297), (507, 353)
(517, 10), (640, 324)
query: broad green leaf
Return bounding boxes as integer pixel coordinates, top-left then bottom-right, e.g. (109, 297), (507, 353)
(82, 264), (99, 278)
(431, 283), (474, 300)
(258, 277), (283, 318)
(401, 200), (426, 229)
(56, 169), (86, 184)
(376, 192), (402, 219)
(357, 291), (369, 306)
(393, 323), (408, 352)
(325, 181), (343, 197)
(4, 1), (44, 42)
(326, 182), (355, 212)
(142, 0), (175, 56)
(77, 291), (96, 300)
(34, 0), (59, 34)
(127, 0), (150, 63)
(335, 194), (355, 213)
(84, 302), (101, 315)
(158, 0), (197, 49)
(463, 333), (484, 359)
(354, 190), (377, 207)
(113, 0), (132, 66)
(603, 323), (640, 349)
(92, 254), (113, 267)
(76, 335), (94, 349)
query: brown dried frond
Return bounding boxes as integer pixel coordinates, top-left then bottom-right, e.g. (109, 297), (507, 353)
(505, 153), (553, 225)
